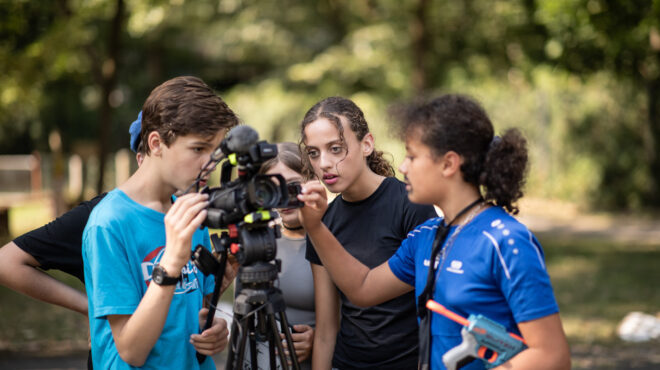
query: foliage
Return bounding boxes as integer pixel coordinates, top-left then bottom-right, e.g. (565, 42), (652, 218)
(1, 0), (660, 209)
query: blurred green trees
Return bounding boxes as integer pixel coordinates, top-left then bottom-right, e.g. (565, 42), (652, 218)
(1, 0), (659, 210)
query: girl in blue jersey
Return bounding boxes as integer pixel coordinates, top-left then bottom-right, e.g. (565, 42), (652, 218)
(300, 97), (437, 369)
(298, 95), (570, 370)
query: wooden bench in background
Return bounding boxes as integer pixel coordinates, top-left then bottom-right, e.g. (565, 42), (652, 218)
(0, 154), (45, 237)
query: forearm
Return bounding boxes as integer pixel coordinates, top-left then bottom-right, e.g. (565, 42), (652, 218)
(495, 314), (571, 370)
(0, 242), (87, 315)
(109, 284), (176, 366)
(306, 224), (370, 302)
(493, 347), (571, 370)
(3, 266), (87, 314)
(311, 328), (336, 370)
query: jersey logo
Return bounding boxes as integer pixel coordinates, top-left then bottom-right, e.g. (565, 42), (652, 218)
(141, 246), (201, 294)
(446, 260), (464, 274)
(423, 258), (440, 269)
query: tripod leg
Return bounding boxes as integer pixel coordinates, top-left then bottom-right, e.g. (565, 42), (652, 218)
(226, 315), (240, 370)
(248, 315), (258, 369)
(226, 313), (250, 370)
(277, 311), (301, 370)
(267, 325), (277, 370)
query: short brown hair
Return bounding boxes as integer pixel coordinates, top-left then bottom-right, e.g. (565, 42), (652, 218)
(140, 76), (239, 155)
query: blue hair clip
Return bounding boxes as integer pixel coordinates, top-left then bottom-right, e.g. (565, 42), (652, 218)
(129, 111), (142, 153)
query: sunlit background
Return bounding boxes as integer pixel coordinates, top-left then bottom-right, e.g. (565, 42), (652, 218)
(1, 1), (659, 368)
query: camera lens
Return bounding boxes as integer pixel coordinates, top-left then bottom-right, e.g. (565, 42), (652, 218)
(248, 176), (280, 209)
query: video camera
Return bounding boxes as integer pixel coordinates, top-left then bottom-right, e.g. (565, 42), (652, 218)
(189, 125), (305, 368)
(191, 125), (303, 266)
(202, 125), (302, 230)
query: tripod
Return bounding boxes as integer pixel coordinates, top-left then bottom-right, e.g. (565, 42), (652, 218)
(227, 262), (300, 370)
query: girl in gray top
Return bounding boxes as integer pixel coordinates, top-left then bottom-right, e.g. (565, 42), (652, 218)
(255, 142), (315, 369)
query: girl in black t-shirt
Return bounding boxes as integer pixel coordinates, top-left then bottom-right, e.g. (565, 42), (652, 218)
(299, 97), (436, 369)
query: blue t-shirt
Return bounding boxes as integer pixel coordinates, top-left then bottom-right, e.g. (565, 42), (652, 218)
(83, 189), (216, 370)
(388, 207), (559, 370)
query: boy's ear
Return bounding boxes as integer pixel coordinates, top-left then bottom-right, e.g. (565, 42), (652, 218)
(361, 132), (375, 157)
(441, 151), (462, 177)
(148, 131), (164, 156)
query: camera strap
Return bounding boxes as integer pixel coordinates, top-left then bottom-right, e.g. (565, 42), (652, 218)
(417, 197), (483, 370)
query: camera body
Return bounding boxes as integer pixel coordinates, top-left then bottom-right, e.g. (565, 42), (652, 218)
(201, 139), (303, 229)
(195, 126), (303, 267)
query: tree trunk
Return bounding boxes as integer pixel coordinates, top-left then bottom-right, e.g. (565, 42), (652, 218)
(410, 0), (430, 95)
(647, 76), (660, 205)
(96, 0), (124, 194)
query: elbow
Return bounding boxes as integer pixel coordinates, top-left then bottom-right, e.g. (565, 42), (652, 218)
(116, 346), (148, 367)
(346, 293), (376, 308)
(556, 348), (572, 370)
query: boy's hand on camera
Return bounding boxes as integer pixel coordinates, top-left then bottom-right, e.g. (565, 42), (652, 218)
(297, 181), (327, 232)
(191, 308), (229, 355)
(281, 324), (314, 363)
(161, 193), (209, 272)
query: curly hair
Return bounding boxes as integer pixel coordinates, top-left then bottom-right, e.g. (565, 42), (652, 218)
(299, 96), (394, 180)
(395, 94), (528, 214)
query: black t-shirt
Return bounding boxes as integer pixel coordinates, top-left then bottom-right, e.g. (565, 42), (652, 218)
(306, 177), (437, 370)
(13, 193), (107, 282)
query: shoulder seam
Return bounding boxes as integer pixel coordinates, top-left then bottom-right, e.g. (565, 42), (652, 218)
(406, 218), (442, 238)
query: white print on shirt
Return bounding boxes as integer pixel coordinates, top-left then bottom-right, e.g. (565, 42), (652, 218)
(446, 260), (464, 274)
(423, 258), (440, 269)
(140, 246), (201, 294)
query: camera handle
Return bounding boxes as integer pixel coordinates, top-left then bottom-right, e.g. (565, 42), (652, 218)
(193, 233), (228, 364)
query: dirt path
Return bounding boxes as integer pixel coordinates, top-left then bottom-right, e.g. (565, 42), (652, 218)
(517, 198), (660, 245)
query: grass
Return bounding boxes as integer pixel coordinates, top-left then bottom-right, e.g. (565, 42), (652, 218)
(0, 271), (88, 353)
(540, 237), (660, 344)
(7, 199), (55, 238)
(1, 201), (659, 368)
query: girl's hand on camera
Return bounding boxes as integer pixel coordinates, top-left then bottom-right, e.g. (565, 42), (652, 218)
(297, 181), (327, 232)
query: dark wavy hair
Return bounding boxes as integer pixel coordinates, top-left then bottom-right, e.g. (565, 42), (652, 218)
(394, 94), (528, 214)
(299, 96), (394, 180)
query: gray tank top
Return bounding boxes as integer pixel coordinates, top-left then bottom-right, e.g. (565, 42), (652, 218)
(277, 235), (315, 327)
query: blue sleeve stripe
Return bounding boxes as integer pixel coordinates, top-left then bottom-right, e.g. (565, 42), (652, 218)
(527, 229), (546, 269)
(482, 230), (511, 280)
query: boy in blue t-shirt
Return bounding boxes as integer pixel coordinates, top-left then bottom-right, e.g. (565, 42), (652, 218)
(83, 76), (239, 369)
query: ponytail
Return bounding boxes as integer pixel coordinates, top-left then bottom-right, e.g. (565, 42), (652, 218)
(367, 149), (395, 177)
(479, 129), (528, 214)
(395, 94), (529, 214)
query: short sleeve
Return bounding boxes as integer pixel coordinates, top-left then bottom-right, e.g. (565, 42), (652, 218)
(401, 199), (437, 235)
(84, 225), (142, 318)
(305, 235), (322, 265)
(388, 236), (417, 286)
(14, 194), (105, 281)
(490, 228), (559, 323)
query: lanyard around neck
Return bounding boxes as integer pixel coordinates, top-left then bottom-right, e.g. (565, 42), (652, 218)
(417, 197), (483, 319)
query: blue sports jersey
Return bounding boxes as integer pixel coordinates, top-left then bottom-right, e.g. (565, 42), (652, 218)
(83, 189), (216, 370)
(388, 206), (559, 370)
